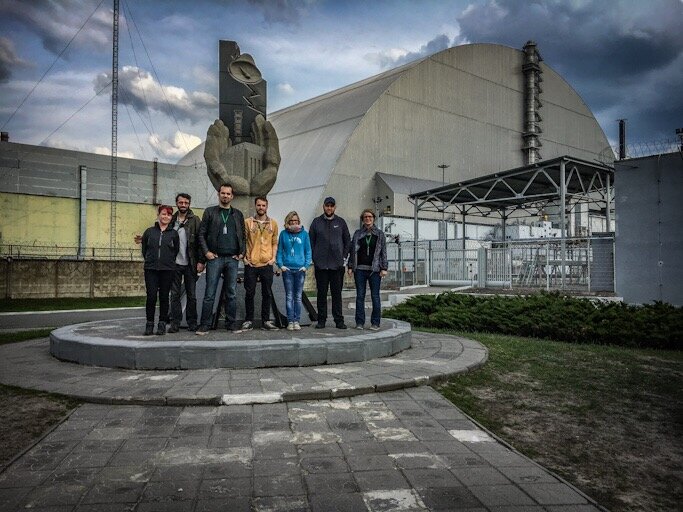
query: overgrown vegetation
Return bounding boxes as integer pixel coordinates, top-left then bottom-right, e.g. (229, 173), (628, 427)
(0, 296), (145, 312)
(434, 329), (683, 511)
(385, 292), (683, 349)
(0, 329), (54, 345)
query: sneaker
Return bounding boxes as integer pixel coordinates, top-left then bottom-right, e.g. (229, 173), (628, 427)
(355, 324), (364, 330)
(241, 321), (254, 331)
(336, 323), (347, 330)
(167, 323), (179, 334)
(155, 321), (166, 335)
(187, 325), (198, 332)
(315, 322), (325, 329)
(196, 326), (209, 336)
(369, 324), (380, 331)
(262, 320), (278, 331)
(144, 322), (154, 336)
(293, 322), (301, 330)
(287, 322), (295, 331)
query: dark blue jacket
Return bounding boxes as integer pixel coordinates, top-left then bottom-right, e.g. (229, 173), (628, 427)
(309, 214), (351, 270)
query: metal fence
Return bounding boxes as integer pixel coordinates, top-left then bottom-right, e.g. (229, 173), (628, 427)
(0, 244), (143, 261)
(384, 237), (615, 292)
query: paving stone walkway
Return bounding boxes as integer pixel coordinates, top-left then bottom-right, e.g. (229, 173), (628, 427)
(0, 388), (599, 512)
(0, 332), (486, 405)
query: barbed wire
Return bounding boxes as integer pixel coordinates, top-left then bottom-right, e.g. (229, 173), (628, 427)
(598, 137), (682, 164)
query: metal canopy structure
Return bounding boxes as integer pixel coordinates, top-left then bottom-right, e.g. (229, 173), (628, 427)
(408, 156), (615, 287)
(409, 155), (614, 221)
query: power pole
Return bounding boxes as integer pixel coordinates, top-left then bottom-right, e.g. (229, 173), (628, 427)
(110, 0), (119, 257)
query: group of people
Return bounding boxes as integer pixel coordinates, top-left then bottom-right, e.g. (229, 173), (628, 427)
(140, 183), (389, 336)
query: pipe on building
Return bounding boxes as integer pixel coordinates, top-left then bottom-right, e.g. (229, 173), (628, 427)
(522, 41), (543, 165)
(618, 119), (626, 160)
(78, 165), (87, 259)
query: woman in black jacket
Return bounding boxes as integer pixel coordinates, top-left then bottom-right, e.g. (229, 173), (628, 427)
(141, 205), (179, 335)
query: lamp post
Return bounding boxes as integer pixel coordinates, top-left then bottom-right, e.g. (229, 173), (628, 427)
(437, 164), (450, 239)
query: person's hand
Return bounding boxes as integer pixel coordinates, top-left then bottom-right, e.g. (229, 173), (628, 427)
(233, 254), (243, 260)
(280, 266), (289, 272)
(205, 251), (217, 260)
(203, 116), (281, 196)
(133, 234), (142, 244)
(196, 262), (205, 273)
(380, 270), (388, 278)
(267, 258), (276, 266)
(347, 268), (353, 276)
(299, 267), (306, 272)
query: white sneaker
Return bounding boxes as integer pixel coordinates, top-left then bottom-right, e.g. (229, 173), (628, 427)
(293, 322), (301, 330)
(287, 322), (295, 331)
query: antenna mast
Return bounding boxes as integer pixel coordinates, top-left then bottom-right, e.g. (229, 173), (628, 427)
(110, 0), (119, 256)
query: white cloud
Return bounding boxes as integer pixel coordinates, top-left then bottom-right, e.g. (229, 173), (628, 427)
(148, 131), (202, 160)
(276, 82), (294, 95)
(93, 66), (218, 124)
(93, 146), (136, 159)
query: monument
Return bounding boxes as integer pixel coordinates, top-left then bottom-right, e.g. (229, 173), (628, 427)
(204, 41), (280, 212)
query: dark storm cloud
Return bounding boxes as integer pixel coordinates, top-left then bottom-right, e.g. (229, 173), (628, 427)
(247, 0), (314, 25)
(0, 0), (112, 57)
(456, 0), (683, 141)
(0, 37), (30, 83)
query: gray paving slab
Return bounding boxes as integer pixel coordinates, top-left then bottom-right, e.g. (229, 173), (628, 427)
(0, 389), (602, 512)
(0, 331), (486, 405)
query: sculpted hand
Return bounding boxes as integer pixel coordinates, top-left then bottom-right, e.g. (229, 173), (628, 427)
(203, 115), (280, 196)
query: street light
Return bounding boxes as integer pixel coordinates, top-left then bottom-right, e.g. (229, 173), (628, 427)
(437, 164), (450, 239)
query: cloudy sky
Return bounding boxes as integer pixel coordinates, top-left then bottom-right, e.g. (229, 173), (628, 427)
(1, 0), (681, 163)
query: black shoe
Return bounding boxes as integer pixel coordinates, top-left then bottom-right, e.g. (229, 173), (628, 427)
(156, 321), (166, 335)
(144, 322), (154, 336)
(167, 323), (179, 333)
(315, 322), (325, 329)
(336, 323), (347, 330)
(187, 325), (198, 332)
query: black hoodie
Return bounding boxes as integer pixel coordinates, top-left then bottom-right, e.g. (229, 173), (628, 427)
(141, 223), (180, 271)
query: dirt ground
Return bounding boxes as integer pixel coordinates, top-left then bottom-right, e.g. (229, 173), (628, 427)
(0, 386), (79, 467)
(441, 350), (683, 511)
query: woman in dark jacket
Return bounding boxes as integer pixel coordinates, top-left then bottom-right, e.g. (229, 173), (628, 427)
(141, 205), (179, 335)
(347, 209), (388, 330)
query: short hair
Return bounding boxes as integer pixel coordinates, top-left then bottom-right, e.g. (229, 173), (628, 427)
(360, 208), (375, 221)
(175, 192), (191, 202)
(157, 204), (173, 215)
(254, 196), (268, 204)
(219, 183), (233, 193)
(284, 211), (300, 225)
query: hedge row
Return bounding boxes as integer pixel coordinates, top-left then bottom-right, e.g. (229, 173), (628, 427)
(384, 292), (683, 350)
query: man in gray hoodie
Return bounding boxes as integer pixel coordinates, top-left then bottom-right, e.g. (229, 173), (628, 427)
(309, 197), (351, 329)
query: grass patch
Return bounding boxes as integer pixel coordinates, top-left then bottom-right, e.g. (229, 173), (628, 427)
(0, 329), (54, 345)
(431, 328), (683, 511)
(0, 296), (145, 312)
(0, 384), (81, 467)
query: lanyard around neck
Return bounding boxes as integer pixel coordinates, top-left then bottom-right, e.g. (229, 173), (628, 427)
(220, 209), (231, 225)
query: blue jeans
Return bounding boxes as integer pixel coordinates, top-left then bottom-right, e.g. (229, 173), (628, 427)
(200, 256), (239, 329)
(282, 270), (306, 323)
(354, 269), (382, 327)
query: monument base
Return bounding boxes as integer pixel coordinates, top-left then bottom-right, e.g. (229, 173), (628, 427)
(49, 317), (412, 370)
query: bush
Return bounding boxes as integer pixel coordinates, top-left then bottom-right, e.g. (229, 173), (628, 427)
(384, 292), (683, 350)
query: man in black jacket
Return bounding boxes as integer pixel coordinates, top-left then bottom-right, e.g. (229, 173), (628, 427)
(168, 193), (204, 333)
(309, 197), (351, 329)
(197, 183), (246, 334)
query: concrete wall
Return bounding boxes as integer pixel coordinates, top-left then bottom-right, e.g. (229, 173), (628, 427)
(0, 259), (145, 299)
(615, 152), (683, 305)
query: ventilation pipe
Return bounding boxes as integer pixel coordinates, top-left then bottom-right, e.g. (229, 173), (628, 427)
(522, 41), (543, 165)
(618, 119), (626, 160)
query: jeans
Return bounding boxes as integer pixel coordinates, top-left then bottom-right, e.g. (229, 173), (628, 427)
(144, 269), (174, 323)
(314, 267), (345, 325)
(354, 269), (382, 327)
(200, 256), (239, 329)
(169, 264), (198, 328)
(282, 269), (306, 323)
(244, 264), (274, 323)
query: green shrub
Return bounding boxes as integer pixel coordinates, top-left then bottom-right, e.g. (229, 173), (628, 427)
(385, 292), (683, 350)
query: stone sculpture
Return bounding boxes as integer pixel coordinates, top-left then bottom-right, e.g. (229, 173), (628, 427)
(204, 41), (280, 211)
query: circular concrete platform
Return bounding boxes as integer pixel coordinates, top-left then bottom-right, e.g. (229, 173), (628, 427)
(50, 316), (412, 370)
